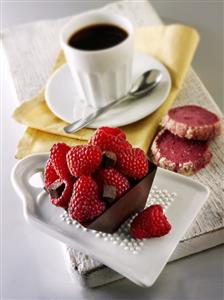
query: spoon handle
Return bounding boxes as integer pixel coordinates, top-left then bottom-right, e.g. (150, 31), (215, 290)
(64, 94), (131, 133)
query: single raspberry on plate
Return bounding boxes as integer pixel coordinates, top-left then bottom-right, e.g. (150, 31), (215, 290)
(66, 145), (102, 177)
(50, 143), (71, 179)
(48, 178), (73, 209)
(68, 176), (105, 223)
(89, 126), (131, 155)
(96, 127), (126, 139)
(116, 148), (149, 180)
(130, 204), (171, 239)
(97, 167), (130, 199)
(44, 159), (59, 189)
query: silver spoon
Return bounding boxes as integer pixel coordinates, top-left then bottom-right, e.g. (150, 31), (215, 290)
(64, 69), (162, 133)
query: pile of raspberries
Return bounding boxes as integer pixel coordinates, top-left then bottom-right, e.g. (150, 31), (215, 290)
(44, 127), (171, 239)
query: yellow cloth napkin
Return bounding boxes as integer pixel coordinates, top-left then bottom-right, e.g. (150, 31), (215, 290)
(13, 24), (199, 159)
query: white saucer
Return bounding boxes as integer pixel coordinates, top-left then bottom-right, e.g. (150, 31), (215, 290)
(45, 52), (171, 128)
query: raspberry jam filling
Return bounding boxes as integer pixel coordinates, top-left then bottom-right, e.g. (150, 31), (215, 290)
(157, 130), (209, 164)
(169, 105), (219, 126)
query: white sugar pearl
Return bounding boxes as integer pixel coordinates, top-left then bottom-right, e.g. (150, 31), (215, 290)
(76, 224), (81, 228)
(104, 237), (108, 241)
(171, 192), (177, 197)
(82, 227), (88, 232)
(66, 220), (72, 225)
(95, 233), (101, 238)
(132, 251), (138, 255)
(113, 240), (118, 245)
(124, 246), (129, 251)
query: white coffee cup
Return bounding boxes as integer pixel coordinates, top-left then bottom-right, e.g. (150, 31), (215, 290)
(60, 11), (134, 108)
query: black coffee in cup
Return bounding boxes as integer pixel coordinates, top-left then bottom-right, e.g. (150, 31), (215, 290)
(68, 24), (128, 51)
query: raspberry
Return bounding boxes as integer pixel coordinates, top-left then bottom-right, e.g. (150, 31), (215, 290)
(44, 159), (59, 189)
(97, 168), (130, 199)
(116, 148), (149, 180)
(96, 127), (126, 140)
(66, 145), (102, 177)
(130, 204), (171, 239)
(49, 178), (73, 209)
(68, 176), (105, 223)
(50, 143), (71, 179)
(89, 126), (131, 155)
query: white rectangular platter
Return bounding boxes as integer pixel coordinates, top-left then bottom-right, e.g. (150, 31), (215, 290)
(11, 153), (209, 287)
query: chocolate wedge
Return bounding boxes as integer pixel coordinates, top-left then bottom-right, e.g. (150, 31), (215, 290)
(86, 161), (157, 233)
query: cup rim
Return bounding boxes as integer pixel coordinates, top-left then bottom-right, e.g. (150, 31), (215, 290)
(60, 10), (133, 55)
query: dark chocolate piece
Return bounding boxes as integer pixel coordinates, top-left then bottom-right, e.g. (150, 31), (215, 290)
(103, 185), (117, 203)
(86, 160), (157, 233)
(47, 181), (65, 199)
(102, 151), (117, 168)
